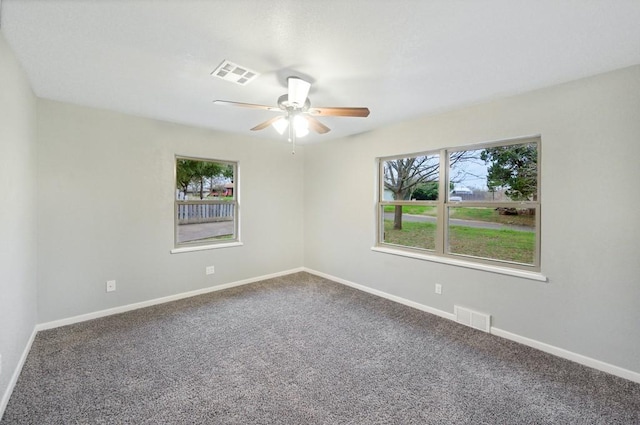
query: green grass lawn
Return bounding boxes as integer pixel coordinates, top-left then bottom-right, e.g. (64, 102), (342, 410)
(383, 205), (534, 227)
(449, 225), (534, 264)
(383, 205), (436, 216)
(450, 207), (535, 227)
(383, 220), (535, 264)
(383, 220), (437, 250)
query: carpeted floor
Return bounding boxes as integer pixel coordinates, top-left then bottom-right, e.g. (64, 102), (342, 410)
(2, 272), (639, 424)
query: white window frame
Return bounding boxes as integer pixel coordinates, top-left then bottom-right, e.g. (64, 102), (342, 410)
(171, 156), (241, 253)
(375, 136), (543, 279)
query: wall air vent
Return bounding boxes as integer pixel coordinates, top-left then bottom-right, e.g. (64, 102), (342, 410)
(454, 305), (491, 333)
(211, 60), (259, 85)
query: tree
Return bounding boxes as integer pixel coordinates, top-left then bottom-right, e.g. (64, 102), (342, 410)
(176, 159), (196, 195)
(412, 182), (439, 200)
(384, 156), (438, 230)
(176, 159), (233, 199)
(480, 143), (537, 202)
(384, 152), (473, 230)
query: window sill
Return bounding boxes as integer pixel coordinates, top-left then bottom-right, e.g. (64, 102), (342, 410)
(371, 246), (547, 282)
(171, 241), (243, 254)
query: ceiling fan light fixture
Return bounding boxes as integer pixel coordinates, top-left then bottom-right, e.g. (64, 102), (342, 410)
(272, 116), (289, 135)
(272, 115), (309, 137)
(293, 115), (309, 137)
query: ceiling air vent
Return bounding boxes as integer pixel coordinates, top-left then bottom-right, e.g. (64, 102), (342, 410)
(211, 60), (259, 85)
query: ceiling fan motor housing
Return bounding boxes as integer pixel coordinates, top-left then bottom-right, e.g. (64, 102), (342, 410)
(278, 94), (311, 112)
(287, 76), (312, 107)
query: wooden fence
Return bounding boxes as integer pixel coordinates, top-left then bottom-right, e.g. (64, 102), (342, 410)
(177, 202), (234, 224)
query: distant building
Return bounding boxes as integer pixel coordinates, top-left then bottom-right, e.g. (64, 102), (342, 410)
(223, 182), (234, 197)
(451, 184), (473, 195)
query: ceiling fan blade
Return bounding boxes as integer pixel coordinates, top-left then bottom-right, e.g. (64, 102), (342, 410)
(288, 77), (311, 107)
(308, 107), (370, 118)
(306, 116), (331, 134)
(213, 100), (280, 111)
(250, 116), (284, 131)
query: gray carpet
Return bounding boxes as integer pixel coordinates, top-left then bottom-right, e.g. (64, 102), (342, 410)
(2, 272), (639, 424)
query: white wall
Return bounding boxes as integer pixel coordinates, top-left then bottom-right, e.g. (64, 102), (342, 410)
(304, 65), (640, 374)
(2, 28), (639, 410)
(36, 100), (304, 323)
(0, 33), (38, 410)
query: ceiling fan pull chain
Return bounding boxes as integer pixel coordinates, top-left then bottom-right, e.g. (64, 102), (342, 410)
(291, 122), (296, 154)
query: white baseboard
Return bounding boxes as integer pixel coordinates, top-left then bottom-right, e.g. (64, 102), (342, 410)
(303, 268), (456, 321)
(303, 267), (640, 385)
(490, 327), (640, 384)
(37, 267), (305, 331)
(0, 327), (37, 420)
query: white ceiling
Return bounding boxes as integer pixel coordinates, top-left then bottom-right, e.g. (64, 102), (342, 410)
(2, 0), (640, 143)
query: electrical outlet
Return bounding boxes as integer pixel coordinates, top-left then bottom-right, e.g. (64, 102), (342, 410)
(106, 280), (116, 292)
(435, 283), (442, 295)
(206, 266), (215, 275)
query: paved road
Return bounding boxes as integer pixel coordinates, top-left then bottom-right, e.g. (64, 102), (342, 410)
(384, 213), (533, 232)
(177, 221), (234, 243)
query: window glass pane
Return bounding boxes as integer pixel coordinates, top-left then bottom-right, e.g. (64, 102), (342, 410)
(382, 205), (438, 251)
(447, 206), (536, 265)
(449, 142), (538, 202)
(382, 154), (440, 201)
(177, 203), (235, 244)
(176, 158), (235, 201)
(175, 157), (236, 247)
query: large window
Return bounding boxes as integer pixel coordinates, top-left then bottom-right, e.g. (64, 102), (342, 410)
(175, 156), (238, 248)
(378, 137), (540, 271)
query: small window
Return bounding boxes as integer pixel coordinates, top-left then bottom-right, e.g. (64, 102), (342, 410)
(175, 156), (238, 248)
(381, 153), (440, 252)
(378, 137), (540, 271)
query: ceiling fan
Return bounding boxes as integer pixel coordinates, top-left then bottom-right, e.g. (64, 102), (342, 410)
(214, 76), (370, 152)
